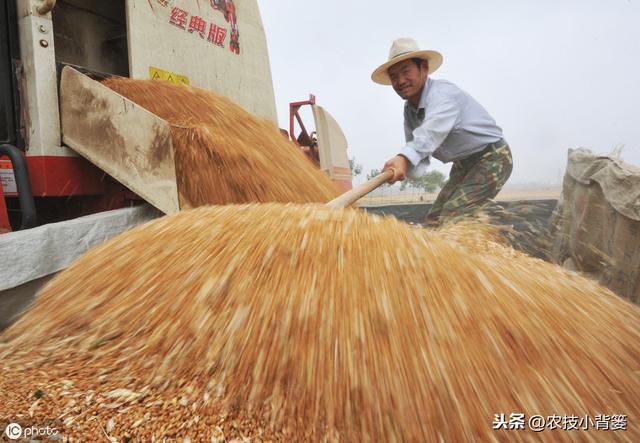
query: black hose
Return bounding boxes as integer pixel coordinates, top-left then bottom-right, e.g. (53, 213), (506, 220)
(0, 143), (36, 229)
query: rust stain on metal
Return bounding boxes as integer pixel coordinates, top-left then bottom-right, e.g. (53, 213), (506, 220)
(64, 79), (127, 168)
(147, 123), (172, 169)
(16, 61), (31, 149)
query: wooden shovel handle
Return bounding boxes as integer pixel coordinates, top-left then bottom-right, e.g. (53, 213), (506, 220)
(326, 169), (395, 208)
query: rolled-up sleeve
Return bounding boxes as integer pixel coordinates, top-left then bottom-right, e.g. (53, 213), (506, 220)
(400, 99), (460, 177)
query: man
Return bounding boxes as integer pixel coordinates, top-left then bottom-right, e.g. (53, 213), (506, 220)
(372, 38), (512, 226)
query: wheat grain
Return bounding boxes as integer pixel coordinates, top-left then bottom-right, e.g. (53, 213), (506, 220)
(1, 204), (638, 441)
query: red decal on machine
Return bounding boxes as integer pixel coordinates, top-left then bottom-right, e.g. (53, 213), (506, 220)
(207, 24), (227, 47)
(210, 0), (240, 54)
(169, 6), (188, 29)
(166, 3), (239, 55)
(188, 15), (207, 38)
(229, 27), (239, 54)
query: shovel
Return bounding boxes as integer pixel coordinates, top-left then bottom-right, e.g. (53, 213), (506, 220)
(326, 169), (394, 208)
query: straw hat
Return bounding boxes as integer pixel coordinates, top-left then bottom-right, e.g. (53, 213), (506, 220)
(371, 38), (443, 85)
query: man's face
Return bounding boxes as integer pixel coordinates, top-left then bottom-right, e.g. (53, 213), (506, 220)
(388, 59), (429, 102)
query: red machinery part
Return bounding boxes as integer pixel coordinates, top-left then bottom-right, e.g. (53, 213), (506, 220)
(27, 156), (140, 217)
(289, 94), (316, 147)
(289, 95), (321, 167)
(27, 156), (106, 196)
(0, 155), (141, 233)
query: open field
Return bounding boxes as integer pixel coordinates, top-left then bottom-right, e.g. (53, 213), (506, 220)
(358, 186), (561, 206)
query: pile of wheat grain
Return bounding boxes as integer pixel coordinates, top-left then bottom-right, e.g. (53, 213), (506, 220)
(1, 204), (638, 441)
(101, 78), (339, 207)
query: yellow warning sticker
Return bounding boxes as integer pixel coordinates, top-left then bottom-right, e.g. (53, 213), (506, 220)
(150, 69), (163, 81)
(149, 66), (190, 85)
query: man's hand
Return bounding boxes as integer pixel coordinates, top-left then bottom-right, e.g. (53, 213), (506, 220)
(383, 155), (409, 183)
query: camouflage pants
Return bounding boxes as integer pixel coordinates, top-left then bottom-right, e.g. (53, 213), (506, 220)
(425, 140), (513, 226)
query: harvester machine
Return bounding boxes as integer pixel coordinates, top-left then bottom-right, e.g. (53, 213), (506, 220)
(0, 0), (352, 329)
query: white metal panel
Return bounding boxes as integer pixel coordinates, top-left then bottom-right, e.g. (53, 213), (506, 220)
(17, 0), (74, 157)
(0, 204), (160, 292)
(126, 0), (277, 122)
(312, 105), (352, 181)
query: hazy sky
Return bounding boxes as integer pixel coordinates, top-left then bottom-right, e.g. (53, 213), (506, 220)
(258, 0), (640, 184)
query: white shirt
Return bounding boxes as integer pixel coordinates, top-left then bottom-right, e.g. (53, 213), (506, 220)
(400, 78), (503, 178)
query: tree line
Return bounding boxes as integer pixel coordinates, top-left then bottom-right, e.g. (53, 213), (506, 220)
(350, 157), (445, 193)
